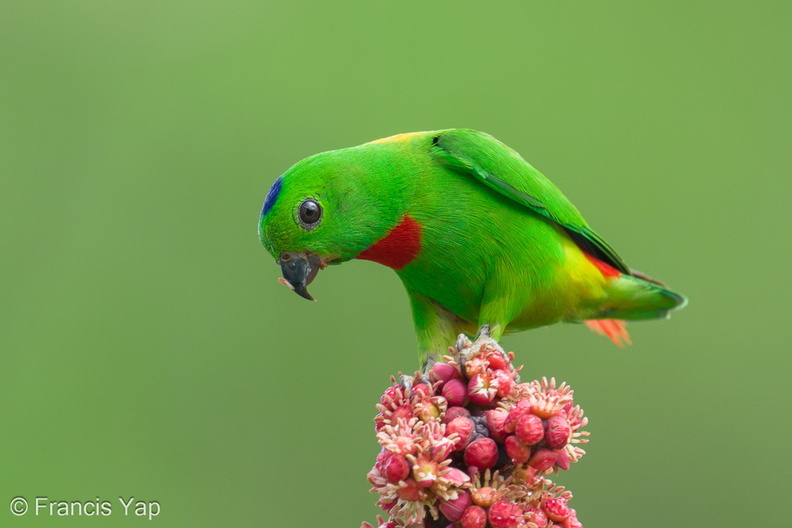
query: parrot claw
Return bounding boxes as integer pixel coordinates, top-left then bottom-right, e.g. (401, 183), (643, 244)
(397, 373), (414, 391)
(455, 334), (473, 352)
(475, 324), (491, 340)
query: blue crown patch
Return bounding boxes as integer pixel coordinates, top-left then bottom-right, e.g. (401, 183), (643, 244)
(261, 176), (283, 216)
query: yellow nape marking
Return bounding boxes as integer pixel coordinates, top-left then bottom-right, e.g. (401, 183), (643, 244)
(367, 132), (421, 145)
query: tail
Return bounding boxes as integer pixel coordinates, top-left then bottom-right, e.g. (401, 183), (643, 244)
(585, 319), (632, 347)
(583, 255), (687, 346)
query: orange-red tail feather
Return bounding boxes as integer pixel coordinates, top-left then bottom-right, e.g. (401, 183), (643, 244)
(585, 319), (632, 347)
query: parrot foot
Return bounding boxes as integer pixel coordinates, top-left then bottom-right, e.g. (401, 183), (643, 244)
(453, 331), (519, 383)
(420, 354), (437, 376)
(455, 334), (473, 352)
(397, 373), (415, 392)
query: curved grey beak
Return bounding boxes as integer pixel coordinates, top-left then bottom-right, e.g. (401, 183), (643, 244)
(277, 251), (322, 301)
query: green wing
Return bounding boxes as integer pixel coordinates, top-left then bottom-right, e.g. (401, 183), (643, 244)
(431, 129), (630, 274)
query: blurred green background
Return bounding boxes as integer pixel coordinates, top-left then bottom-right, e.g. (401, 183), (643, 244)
(2, 1), (789, 526)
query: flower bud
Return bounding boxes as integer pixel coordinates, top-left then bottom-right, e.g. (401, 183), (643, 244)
(504, 435), (531, 464)
(488, 500), (523, 528)
(544, 415), (571, 449)
(443, 467), (470, 487)
(380, 386), (402, 405)
(411, 383), (432, 398)
(464, 437), (498, 470)
(565, 508), (583, 528)
(430, 437), (456, 461)
(438, 490), (471, 522)
(554, 448), (570, 470)
(542, 497), (571, 523)
(487, 352), (507, 371)
(525, 507), (548, 528)
(460, 505), (488, 528)
(494, 369), (514, 398)
(447, 416), (475, 451)
(444, 406), (471, 423)
(529, 448), (558, 471)
(383, 453), (411, 483)
(429, 361), (460, 384)
(485, 409), (509, 442)
(467, 373), (498, 405)
(442, 378), (468, 407)
(515, 413), (544, 446)
(503, 400), (531, 433)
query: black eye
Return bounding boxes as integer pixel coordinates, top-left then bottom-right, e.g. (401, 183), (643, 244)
(298, 199), (322, 229)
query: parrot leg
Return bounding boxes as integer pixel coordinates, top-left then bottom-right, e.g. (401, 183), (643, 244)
(479, 275), (526, 342)
(408, 291), (474, 371)
(480, 322), (504, 341)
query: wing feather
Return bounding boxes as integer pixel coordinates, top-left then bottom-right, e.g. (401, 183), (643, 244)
(431, 129), (630, 274)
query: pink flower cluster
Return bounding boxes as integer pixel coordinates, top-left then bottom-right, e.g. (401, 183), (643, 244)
(363, 335), (589, 528)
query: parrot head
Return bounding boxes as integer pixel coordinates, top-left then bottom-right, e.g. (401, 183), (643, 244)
(259, 144), (413, 301)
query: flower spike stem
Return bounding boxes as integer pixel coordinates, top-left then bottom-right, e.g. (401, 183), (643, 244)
(362, 334), (588, 528)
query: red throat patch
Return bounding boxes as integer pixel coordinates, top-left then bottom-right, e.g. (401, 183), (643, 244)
(357, 215), (422, 270)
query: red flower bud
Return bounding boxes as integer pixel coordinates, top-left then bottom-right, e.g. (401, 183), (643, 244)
(485, 409), (509, 442)
(411, 383), (432, 398)
(488, 500), (524, 528)
(544, 415), (571, 449)
(442, 378), (468, 407)
(447, 416), (475, 451)
(460, 505), (488, 528)
(515, 413), (544, 446)
(487, 352), (507, 371)
(543, 497), (571, 523)
(467, 373), (498, 405)
(526, 507), (548, 528)
(438, 490), (471, 522)
(564, 508), (582, 528)
(504, 435), (532, 464)
(383, 453), (411, 483)
(430, 437), (456, 461)
(494, 369), (514, 398)
(443, 467), (470, 487)
(529, 448), (558, 471)
(555, 448), (570, 470)
(464, 437), (498, 470)
(374, 449), (390, 469)
(444, 406), (471, 423)
(504, 401), (531, 433)
(429, 361), (460, 384)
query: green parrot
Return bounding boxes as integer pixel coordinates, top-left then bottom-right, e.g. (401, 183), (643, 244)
(258, 129), (686, 365)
